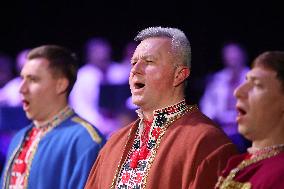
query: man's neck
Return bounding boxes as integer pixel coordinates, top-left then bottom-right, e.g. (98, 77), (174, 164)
(33, 105), (69, 127)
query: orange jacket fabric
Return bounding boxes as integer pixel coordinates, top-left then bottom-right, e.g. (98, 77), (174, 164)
(84, 109), (238, 189)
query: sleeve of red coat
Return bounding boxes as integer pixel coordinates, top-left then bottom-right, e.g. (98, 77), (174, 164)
(189, 143), (238, 189)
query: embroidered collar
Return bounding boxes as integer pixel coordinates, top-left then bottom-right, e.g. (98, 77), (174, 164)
(247, 143), (284, 159)
(115, 99), (190, 187)
(136, 99), (188, 122)
(34, 106), (74, 129)
(135, 99), (188, 146)
(215, 144), (284, 189)
(112, 101), (197, 189)
(135, 99), (189, 155)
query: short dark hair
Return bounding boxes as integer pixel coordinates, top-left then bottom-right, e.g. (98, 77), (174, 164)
(27, 45), (78, 96)
(253, 51), (284, 91)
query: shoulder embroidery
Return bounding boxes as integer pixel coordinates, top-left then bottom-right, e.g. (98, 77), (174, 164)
(72, 116), (102, 143)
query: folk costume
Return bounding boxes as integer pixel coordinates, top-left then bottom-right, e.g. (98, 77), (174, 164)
(215, 144), (284, 189)
(1, 106), (106, 189)
(85, 100), (238, 189)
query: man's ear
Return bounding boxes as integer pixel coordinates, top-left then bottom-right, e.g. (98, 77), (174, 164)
(173, 66), (190, 87)
(56, 77), (69, 94)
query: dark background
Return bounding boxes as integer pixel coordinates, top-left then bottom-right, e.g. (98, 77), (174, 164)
(0, 0), (283, 102)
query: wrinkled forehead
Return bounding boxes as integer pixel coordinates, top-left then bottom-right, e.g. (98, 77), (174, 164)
(133, 37), (172, 58)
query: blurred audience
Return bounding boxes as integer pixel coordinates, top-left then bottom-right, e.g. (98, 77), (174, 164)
(0, 49), (30, 106)
(108, 41), (137, 84)
(70, 37), (133, 138)
(200, 41), (251, 152)
(0, 53), (13, 89)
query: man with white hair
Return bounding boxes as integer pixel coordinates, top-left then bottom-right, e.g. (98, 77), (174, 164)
(85, 26), (238, 189)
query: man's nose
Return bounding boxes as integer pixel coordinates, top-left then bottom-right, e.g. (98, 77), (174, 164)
(131, 60), (144, 75)
(234, 82), (248, 99)
(19, 79), (27, 94)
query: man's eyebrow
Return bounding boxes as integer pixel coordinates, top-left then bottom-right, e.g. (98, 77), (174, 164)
(20, 74), (37, 79)
(246, 74), (262, 82)
(132, 55), (156, 61)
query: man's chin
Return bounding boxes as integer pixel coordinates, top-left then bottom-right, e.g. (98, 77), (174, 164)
(132, 97), (144, 107)
(238, 125), (250, 140)
(25, 112), (33, 121)
(132, 100), (141, 107)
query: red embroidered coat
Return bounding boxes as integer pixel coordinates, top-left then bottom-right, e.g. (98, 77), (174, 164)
(84, 109), (238, 189)
(216, 151), (284, 189)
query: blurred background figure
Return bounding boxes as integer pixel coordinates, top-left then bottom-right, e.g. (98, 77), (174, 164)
(0, 53), (13, 89)
(200, 41), (251, 152)
(0, 49), (30, 106)
(70, 37), (136, 138)
(69, 37), (114, 137)
(108, 41), (137, 84)
(108, 41), (138, 133)
(112, 42), (139, 111)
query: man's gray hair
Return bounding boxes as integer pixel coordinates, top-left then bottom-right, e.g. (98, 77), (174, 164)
(134, 26), (191, 68)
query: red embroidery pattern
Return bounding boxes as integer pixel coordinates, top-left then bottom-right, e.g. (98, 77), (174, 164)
(116, 100), (188, 189)
(130, 119), (152, 169)
(9, 128), (41, 187)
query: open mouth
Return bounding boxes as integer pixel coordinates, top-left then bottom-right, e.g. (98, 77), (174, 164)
(134, 82), (145, 89)
(236, 106), (247, 116)
(22, 99), (30, 110)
